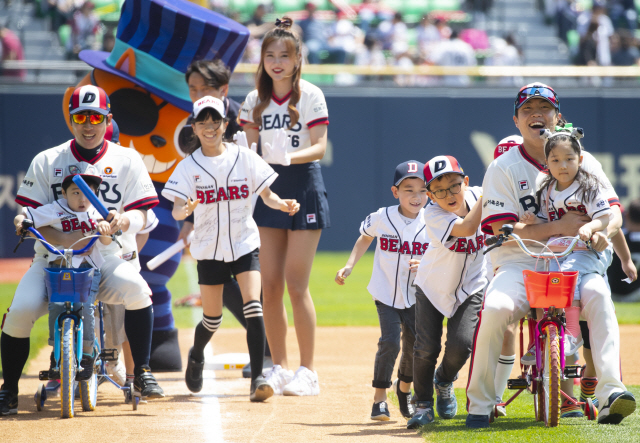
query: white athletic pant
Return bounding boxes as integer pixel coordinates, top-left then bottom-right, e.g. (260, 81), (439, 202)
(466, 262), (625, 415)
(2, 254), (152, 339)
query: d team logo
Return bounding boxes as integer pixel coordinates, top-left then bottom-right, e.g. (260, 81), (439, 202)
(407, 162), (418, 173)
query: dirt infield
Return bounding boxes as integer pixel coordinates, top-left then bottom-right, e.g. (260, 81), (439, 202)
(3, 325), (640, 442)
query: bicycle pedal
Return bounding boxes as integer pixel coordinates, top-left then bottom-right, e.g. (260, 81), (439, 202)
(39, 371), (50, 381)
(507, 378), (529, 389)
(563, 365), (582, 379)
(100, 348), (119, 361)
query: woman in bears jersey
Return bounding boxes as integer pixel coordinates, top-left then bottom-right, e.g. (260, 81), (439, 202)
(239, 17), (330, 396)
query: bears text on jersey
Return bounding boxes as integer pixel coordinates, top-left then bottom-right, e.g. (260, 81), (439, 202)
(196, 185), (250, 204)
(548, 204), (588, 221)
(379, 238), (429, 255)
(61, 217), (97, 234)
(448, 235), (486, 254)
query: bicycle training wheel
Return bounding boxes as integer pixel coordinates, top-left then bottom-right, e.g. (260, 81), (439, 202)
(61, 318), (77, 419)
(542, 324), (561, 427)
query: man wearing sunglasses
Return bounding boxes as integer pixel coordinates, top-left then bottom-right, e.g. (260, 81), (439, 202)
(0, 85), (164, 416)
(465, 83), (634, 427)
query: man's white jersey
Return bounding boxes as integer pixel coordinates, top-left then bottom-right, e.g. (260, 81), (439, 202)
(162, 143), (277, 262)
(415, 187), (488, 318)
(16, 140), (159, 257)
(239, 79), (329, 157)
(481, 144), (620, 272)
(119, 208), (159, 271)
(360, 206), (429, 309)
(23, 199), (106, 268)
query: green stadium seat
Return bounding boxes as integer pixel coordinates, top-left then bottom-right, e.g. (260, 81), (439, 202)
(566, 29), (579, 53)
(58, 24), (71, 48)
(429, 0), (461, 11)
(273, 0), (306, 13)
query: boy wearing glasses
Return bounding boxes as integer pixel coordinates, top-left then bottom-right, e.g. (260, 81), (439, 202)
(407, 155), (486, 429)
(0, 85), (164, 416)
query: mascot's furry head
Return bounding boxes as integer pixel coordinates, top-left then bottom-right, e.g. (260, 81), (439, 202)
(63, 0), (249, 182)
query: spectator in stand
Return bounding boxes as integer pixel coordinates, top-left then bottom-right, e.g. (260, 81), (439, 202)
(355, 33), (387, 68)
(435, 18), (452, 39)
(298, 2), (347, 64)
(486, 34), (522, 85)
(609, 0), (637, 31)
(244, 4), (266, 27)
(428, 30), (477, 86)
(102, 28), (115, 52)
(417, 15), (444, 61)
(67, 1), (100, 60)
(556, 0), (579, 45)
(377, 12), (408, 55)
(329, 11), (364, 62)
(611, 29), (640, 65)
(0, 22), (25, 80)
(575, 21), (599, 65)
(48, 0), (80, 34)
(355, 0), (382, 35)
(577, 0), (614, 66)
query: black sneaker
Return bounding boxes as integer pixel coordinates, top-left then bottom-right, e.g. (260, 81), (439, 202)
(133, 366), (165, 399)
(48, 351), (60, 379)
(0, 389), (18, 416)
(393, 378), (415, 418)
(250, 375), (274, 402)
(185, 347), (205, 393)
(371, 401), (391, 421)
(76, 353), (97, 382)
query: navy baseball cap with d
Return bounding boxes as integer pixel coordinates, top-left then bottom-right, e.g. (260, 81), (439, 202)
(69, 85), (111, 116)
(393, 160), (426, 186)
(424, 155), (465, 187)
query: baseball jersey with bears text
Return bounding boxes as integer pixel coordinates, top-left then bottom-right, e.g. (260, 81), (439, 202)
(238, 79), (329, 157)
(162, 143), (277, 262)
(414, 186), (488, 318)
(360, 206), (429, 309)
(23, 199), (107, 268)
(15, 140), (159, 258)
(481, 145), (620, 271)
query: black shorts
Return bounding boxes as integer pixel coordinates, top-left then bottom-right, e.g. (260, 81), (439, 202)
(253, 162), (330, 230)
(197, 249), (260, 286)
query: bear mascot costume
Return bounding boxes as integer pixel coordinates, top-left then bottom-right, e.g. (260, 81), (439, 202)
(62, 0), (249, 370)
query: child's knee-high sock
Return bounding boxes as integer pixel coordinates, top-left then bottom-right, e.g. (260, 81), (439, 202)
(191, 314), (222, 362)
(243, 301), (265, 381)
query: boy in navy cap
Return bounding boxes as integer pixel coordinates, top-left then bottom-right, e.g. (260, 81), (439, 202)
(335, 161), (428, 421)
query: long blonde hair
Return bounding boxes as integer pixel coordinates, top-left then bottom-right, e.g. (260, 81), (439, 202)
(252, 17), (302, 129)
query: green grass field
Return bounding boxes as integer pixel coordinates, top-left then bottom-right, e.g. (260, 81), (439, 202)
(1, 251), (640, 442)
(389, 386), (640, 442)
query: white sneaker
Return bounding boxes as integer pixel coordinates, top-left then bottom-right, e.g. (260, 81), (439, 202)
(263, 365), (293, 395)
(283, 366), (319, 396)
(564, 333), (583, 357)
(106, 360), (127, 386)
(521, 347), (536, 366)
(495, 397), (507, 417)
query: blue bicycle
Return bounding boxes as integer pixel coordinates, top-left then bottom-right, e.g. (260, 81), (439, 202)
(15, 220), (138, 418)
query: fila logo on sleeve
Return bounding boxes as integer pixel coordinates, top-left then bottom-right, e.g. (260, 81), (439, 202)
(519, 180), (529, 190)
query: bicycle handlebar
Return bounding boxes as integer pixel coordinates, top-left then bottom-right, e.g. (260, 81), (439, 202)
(483, 224), (583, 260)
(25, 224), (99, 257)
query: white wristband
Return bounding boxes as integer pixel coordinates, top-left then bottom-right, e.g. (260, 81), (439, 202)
(123, 210), (145, 234)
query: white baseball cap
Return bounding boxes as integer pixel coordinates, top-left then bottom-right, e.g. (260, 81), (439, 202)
(193, 96), (226, 120)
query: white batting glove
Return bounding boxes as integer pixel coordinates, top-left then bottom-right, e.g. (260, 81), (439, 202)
(233, 131), (248, 148)
(262, 128), (291, 166)
(249, 142), (257, 153)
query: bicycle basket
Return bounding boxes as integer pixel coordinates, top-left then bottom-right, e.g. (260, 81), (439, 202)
(522, 271), (578, 308)
(44, 267), (94, 303)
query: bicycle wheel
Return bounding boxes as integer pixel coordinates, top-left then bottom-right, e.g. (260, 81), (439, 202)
(60, 318), (77, 419)
(541, 324), (561, 427)
(80, 371), (97, 412)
